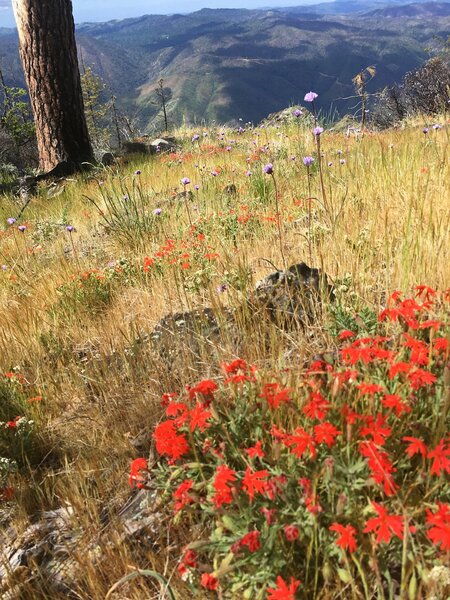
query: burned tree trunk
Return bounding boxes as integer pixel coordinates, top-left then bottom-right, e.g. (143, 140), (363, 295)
(12, 0), (93, 174)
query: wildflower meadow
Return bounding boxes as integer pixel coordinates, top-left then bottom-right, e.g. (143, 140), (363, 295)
(0, 99), (448, 598)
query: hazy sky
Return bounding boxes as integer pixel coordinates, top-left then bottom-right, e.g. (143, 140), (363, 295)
(1, 1), (319, 28)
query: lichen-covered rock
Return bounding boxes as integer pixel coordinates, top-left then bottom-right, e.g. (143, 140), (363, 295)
(150, 306), (237, 373)
(251, 262), (334, 327)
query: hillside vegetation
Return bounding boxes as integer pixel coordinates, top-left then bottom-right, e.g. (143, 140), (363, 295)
(1, 6), (449, 128)
(0, 113), (449, 599)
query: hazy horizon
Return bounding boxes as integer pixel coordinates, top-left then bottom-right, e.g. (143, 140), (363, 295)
(0, 0), (329, 28)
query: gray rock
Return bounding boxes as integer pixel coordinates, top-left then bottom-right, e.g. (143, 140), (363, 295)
(101, 152), (116, 166)
(251, 262), (334, 328)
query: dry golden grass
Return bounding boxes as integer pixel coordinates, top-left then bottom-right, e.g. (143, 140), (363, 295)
(0, 115), (449, 598)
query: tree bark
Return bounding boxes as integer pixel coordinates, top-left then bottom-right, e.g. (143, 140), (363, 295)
(12, 0), (93, 173)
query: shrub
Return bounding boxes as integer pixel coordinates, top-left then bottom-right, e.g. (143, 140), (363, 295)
(373, 57), (450, 127)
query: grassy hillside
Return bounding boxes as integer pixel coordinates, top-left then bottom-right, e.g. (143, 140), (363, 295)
(0, 114), (449, 598)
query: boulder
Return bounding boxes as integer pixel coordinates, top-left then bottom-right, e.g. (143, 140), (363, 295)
(252, 262), (334, 327)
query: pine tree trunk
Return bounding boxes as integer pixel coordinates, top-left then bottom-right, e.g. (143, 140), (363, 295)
(12, 0), (93, 173)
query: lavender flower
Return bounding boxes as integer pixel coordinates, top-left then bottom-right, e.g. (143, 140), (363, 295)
(181, 177), (191, 185)
(339, 159), (346, 165)
(293, 108), (302, 117)
(304, 91), (318, 102)
(313, 126), (324, 136)
(303, 156), (314, 166)
(423, 128), (429, 134)
(263, 163), (273, 175)
(134, 170), (141, 175)
(18, 225), (26, 232)
(66, 225), (75, 232)
(192, 134), (200, 142)
(7, 217), (16, 225)
(153, 208), (162, 215)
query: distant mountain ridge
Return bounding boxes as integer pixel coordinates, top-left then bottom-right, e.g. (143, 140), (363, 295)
(1, 3), (449, 129)
(364, 1), (450, 15)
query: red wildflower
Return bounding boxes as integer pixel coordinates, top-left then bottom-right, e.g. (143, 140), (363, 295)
(245, 441), (266, 458)
(426, 503), (450, 551)
(329, 523), (358, 552)
(357, 382), (385, 396)
(427, 439), (450, 476)
(260, 383), (291, 409)
(382, 394), (411, 417)
(266, 475), (288, 500)
(403, 436), (428, 458)
(128, 458), (147, 489)
(261, 507), (277, 524)
(5, 416), (20, 429)
(270, 425), (286, 441)
(303, 392), (330, 420)
(284, 427), (316, 460)
(402, 334), (429, 366)
(267, 576), (300, 600)
(143, 256), (154, 272)
(360, 413), (392, 445)
(161, 392), (178, 407)
(189, 403), (212, 432)
(240, 530), (261, 552)
(182, 549), (198, 568)
(221, 358), (248, 373)
(284, 524), (300, 542)
(408, 368), (437, 390)
(314, 422), (342, 447)
(201, 573), (219, 591)
(418, 320), (442, 331)
(388, 362), (412, 379)
(434, 337), (449, 353)
(338, 329), (356, 340)
(359, 441), (398, 496)
(242, 467), (269, 503)
(363, 502), (404, 544)
(414, 285), (436, 302)
(154, 420), (189, 460)
(165, 401), (188, 426)
(212, 464), (236, 507)
(188, 379), (218, 400)
(173, 479), (194, 512)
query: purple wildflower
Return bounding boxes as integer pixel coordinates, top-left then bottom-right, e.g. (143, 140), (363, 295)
(303, 156), (314, 166)
(263, 163), (273, 175)
(304, 91), (318, 102)
(134, 170), (141, 175)
(313, 126), (324, 136)
(181, 177), (191, 186)
(18, 225), (26, 232)
(7, 217), (16, 225)
(153, 208), (162, 215)
(293, 108), (302, 117)
(66, 225), (75, 232)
